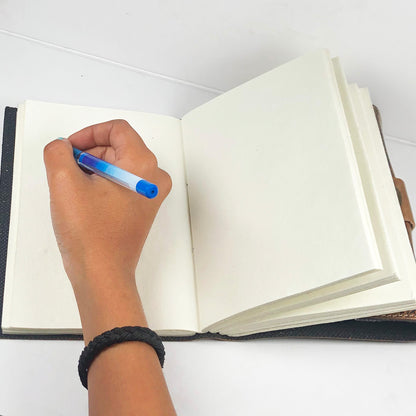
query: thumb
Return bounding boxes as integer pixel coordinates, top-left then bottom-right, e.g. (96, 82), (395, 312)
(43, 138), (83, 188)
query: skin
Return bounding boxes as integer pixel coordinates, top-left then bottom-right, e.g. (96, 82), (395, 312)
(43, 120), (176, 416)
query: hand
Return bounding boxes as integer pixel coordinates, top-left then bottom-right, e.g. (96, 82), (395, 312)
(43, 120), (172, 290)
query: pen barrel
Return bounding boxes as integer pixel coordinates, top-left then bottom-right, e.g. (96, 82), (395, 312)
(76, 152), (158, 198)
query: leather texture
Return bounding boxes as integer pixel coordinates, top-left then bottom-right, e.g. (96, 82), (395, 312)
(373, 105), (414, 247)
(367, 106), (416, 323)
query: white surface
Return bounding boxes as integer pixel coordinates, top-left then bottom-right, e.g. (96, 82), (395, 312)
(1, 3), (416, 415)
(1, 0), (416, 142)
(1, 338), (416, 416)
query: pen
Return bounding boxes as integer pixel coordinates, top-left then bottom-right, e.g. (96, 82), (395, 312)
(61, 139), (158, 199)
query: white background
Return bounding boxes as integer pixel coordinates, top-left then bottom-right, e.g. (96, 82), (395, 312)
(1, 1), (416, 415)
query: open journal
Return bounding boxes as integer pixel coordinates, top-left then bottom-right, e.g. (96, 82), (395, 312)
(1, 50), (416, 339)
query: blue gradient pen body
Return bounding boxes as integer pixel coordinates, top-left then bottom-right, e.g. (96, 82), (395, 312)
(72, 147), (158, 199)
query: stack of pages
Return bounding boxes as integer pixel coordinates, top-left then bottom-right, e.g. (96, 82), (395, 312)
(1, 50), (415, 338)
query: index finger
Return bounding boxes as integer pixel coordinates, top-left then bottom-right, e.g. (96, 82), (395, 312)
(67, 119), (149, 158)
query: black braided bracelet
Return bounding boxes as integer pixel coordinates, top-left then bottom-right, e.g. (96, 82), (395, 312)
(78, 326), (165, 389)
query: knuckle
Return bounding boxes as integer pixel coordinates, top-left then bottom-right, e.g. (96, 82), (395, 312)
(135, 151), (158, 173)
(112, 119), (132, 132)
(47, 167), (76, 191)
(158, 169), (173, 195)
(53, 168), (72, 183)
(144, 152), (158, 168)
(111, 119), (146, 147)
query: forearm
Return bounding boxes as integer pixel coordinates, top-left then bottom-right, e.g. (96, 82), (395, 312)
(72, 268), (176, 416)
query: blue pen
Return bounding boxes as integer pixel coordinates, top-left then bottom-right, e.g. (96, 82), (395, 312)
(64, 141), (158, 199)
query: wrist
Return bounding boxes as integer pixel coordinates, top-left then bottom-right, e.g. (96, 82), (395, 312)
(67, 258), (137, 290)
(71, 269), (147, 344)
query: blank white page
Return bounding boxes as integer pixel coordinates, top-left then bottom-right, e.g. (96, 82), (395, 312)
(3, 100), (198, 334)
(182, 50), (382, 329)
(219, 85), (416, 336)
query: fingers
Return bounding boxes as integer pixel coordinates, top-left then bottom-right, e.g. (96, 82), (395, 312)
(84, 145), (117, 164)
(43, 139), (84, 188)
(59, 121), (171, 200)
(68, 120), (149, 159)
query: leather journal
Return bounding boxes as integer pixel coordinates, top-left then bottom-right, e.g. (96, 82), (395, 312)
(0, 104), (415, 342)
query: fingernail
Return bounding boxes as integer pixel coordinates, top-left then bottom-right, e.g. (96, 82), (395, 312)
(57, 137), (69, 142)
